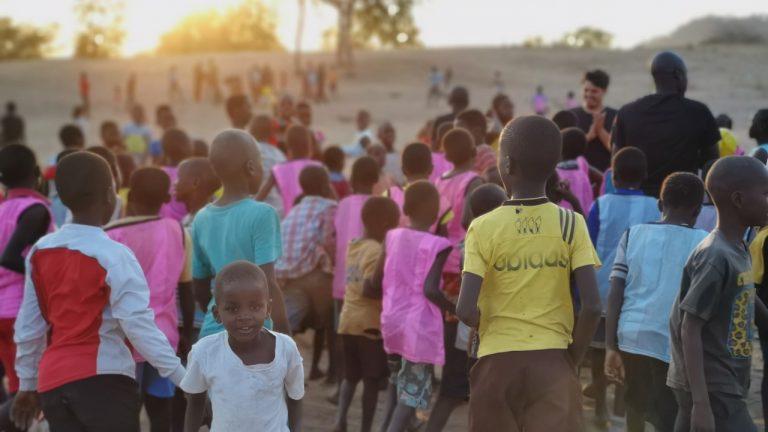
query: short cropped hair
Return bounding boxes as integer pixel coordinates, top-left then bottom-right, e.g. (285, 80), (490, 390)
(660, 172), (704, 210)
(350, 156), (380, 187)
(612, 147), (647, 185)
(561, 127), (587, 160)
(129, 167), (171, 209)
(322, 146), (345, 173)
(402, 142), (432, 176)
(583, 69), (610, 90)
(443, 128), (476, 165)
(361, 196), (400, 235)
(0, 144), (37, 188)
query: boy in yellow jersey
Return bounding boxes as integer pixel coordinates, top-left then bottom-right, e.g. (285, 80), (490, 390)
(457, 116), (602, 432)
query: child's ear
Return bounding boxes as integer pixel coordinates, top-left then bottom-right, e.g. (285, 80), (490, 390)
(657, 199), (663, 214)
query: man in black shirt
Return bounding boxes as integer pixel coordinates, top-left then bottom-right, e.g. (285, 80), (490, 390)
(612, 52), (720, 197)
(570, 70), (617, 172)
(1, 102), (25, 146)
(431, 86), (469, 144)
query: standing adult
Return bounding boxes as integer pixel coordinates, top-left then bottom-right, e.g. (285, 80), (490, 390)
(1, 102), (25, 146)
(612, 52), (720, 197)
(570, 70), (617, 172)
(432, 86), (469, 144)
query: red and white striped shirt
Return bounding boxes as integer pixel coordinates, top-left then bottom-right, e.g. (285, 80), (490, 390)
(14, 223), (185, 392)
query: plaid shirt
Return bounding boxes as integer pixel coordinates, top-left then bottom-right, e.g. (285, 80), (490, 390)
(276, 196), (337, 280)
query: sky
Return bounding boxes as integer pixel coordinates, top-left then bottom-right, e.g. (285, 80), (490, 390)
(0, 0), (767, 56)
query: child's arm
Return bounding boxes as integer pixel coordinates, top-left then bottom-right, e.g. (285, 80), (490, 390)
(255, 173), (276, 201)
(570, 266), (602, 366)
(178, 281), (195, 355)
(363, 247), (386, 299)
(287, 398), (303, 431)
(260, 263), (290, 334)
(183, 393), (206, 432)
(457, 273), (483, 327)
(0, 205), (49, 274)
(681, 313), (715, 431)
(423, 248), (454, 314)
(460, 177), (485, 231)
(604, 277), (626, 383)
(193, 277), (213, 314)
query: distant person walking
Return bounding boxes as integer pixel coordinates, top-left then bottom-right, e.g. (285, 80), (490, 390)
(193, 62), (204, 103)
(126, 72), (137, 109)
(168, 65), (184, 103)
(79, 72), (90, 111)
(1, 102), (25, 146)
(612, 51), (720, 197)
(570, 70), (617, 172)
(427, 66), (444, 107)
(532, 85), (550, 116)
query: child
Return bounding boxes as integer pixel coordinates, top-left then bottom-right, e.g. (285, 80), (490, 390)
(101, 120), (126, 155)
(323, 146), (351, 200)
(604, 173), (708, 432)
(749, 108), (768, 155)
(10, 152), (184, 431)
(425, 183), (507, 432)
(249, 114), (288, 217)
(454, 109), (497, 175)
(193, 129), (289, 341)
(149, 105), (177, 165)
(0, 145), (54, 409)
(533, 85), (550, 116)
(556, 127), (596, 213)
(430, 122), (454, 183)
(105, 167), (193, 432)
(275, 166), (337, 378)
(667, 156), (768, 431)
(48, 149), (80, 227)
(586, 146), (659, 424)
(552, 110), (579, 130)
(715, 114), (743, 157)
(123, 104), (153, 166)
(435, 129), (483, 309)
(333, 197), (401, 432)
(181, 261), (304, 432)
(257, 125), (322, 215)
(377, 122), (405, 185)
(695, 160), (717, 232)
(365, 181), (454, 432)
(344, 110), (374, 157)
(387, 142), (452, 234)
(159, 128), (193, 221)
(368, 143), (398, 196)
(175, 157), (222, 228)
(456, 116), (602, 431)
(333, 157), (380, 307)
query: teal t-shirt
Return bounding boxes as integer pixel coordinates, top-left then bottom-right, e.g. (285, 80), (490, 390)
(192, 199), (282, 337)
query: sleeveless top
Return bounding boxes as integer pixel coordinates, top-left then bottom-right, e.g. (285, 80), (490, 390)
(106, 217), (186, 360)
(381, 228), (452, 365)
(272, 159), (322, 215)
(0, 192), (54, 318)
(159, 166), (189, 222)
(333, 194), (369, 300)
(435, 171), (480, 273)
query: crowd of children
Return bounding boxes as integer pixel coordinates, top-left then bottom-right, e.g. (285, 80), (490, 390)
(3, 52), (768, 432)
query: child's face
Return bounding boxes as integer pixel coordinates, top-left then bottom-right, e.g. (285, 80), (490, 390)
(377, 126), (395, 148)
(736, 181), (768, 227)
(214, 281), (271, 344)
(174, 168), (196, 207)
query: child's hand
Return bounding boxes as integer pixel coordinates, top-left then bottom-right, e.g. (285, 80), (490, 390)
(603, 349), (625, 384)
(691, 401), (715, 432)
(11, 391), (41, 430)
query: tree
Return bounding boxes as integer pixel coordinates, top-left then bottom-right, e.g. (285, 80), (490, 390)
(559, 27), (613, 49)
(295, 0), (307, 72)
(73, 0), (126, 58)
(321, 0), (419, 69)
(157, 0), (282, 54)
(0, 17), (54, 60)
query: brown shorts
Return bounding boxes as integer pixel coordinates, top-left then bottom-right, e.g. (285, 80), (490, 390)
(341, 334), (388, 382)
(469, 349), (583, 432)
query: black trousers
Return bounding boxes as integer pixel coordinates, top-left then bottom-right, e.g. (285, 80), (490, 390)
(622, 351), (676, 432)
(40, 375), (140, 432)
(673, 389), (756, 432)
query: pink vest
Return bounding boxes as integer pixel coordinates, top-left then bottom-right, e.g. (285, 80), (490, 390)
(0, 193), (54, 319)
(333, 194), (369, 300)
(106, 217), (185, 360)
(388, 185), (451, 233)
(381, 228), (452, 365)
(556, 158), (593, 213)
(435, 171), (480, 274)
(430, 152), (453, 183)
(273, 159), (322, 215)
(159, 166), (188, 222)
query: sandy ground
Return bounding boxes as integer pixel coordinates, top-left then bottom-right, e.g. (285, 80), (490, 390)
(3, 45), (768, 431)
(1, 45), (767, 162)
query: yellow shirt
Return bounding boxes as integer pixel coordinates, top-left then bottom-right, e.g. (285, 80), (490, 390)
(750, 227), (768, 286)
(463, 201), (600, 357)
(338, 238), (384, 339)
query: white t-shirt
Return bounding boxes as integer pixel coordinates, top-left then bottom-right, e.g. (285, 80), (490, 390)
(180, 330), (305, 432)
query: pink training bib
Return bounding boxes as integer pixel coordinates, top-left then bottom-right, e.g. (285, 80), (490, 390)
(0, 193), (54, 319)
(556, 164), (593, 213)
(333, 194), (369, 300)
(106, 217), (186, 360)
(388, 184), (451, 234)
(273, 159), (323, 215)
(159, 166), (189, 222)
(381, 228), (452, 365)
(430, 152), (454, 184)
(435, 171), (480, 274)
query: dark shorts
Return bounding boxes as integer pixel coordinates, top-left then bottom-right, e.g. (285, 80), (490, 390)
(590, 317), (606, 349)
(40, 374), (141, 432)
(342, 334), (388, 382)
(387, 355), (434, 410)
(440, 320), (470, 400)
(282, 269), (333, 333)
(469, 349), (582, 432)
(673, 389), (756, 432)
(621, 351), (676, 432)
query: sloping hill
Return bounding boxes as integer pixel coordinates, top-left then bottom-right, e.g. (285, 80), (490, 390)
(643, 15), (768, 48)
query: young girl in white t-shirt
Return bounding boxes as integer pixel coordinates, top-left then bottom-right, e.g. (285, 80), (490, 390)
(181, 261), (304, 432)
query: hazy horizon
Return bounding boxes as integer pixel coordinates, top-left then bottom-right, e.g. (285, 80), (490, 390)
(0, 0), (767, 57)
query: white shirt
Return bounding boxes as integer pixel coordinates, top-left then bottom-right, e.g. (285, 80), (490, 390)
(181, 330), (304, 432)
